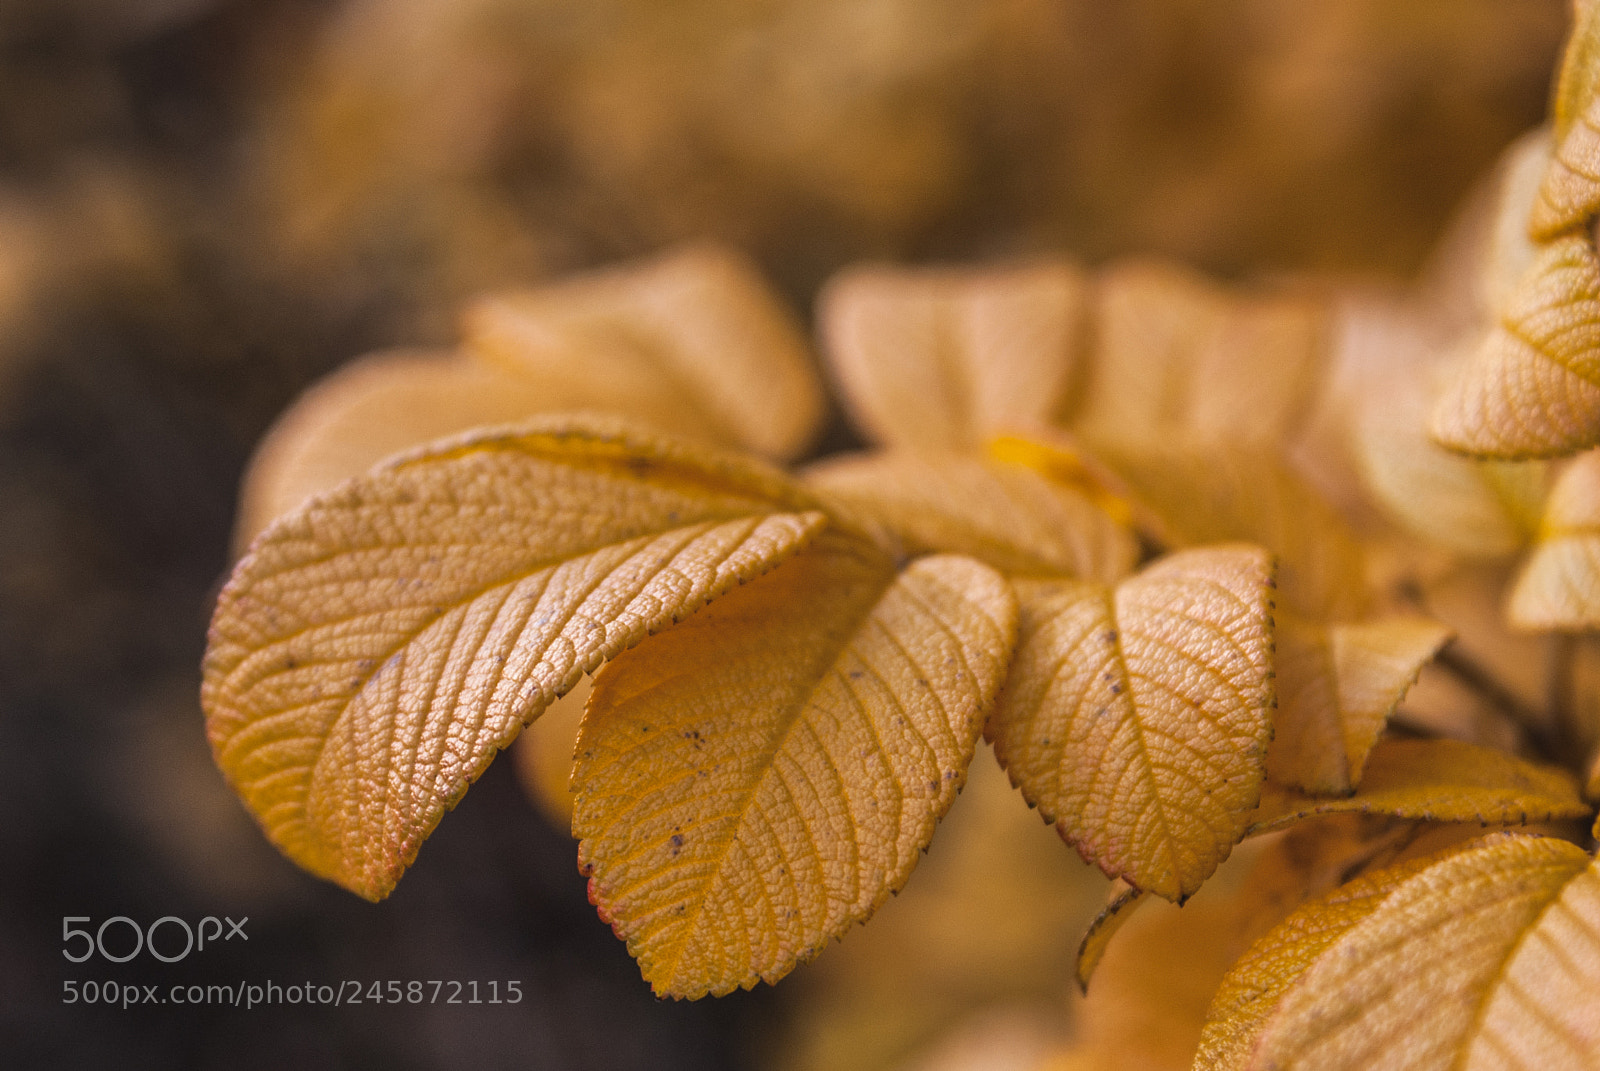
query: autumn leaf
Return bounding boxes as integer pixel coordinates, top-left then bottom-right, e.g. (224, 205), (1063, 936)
(816, 260), (1088, 451)
(1531, 1), (1600, 238)
(1431, 234), (1600, 460)
(1208, 833), (1600, 1070)
(202, 417), (831, 900)
(1087, 445), (1363, 621)
(1068, 259), (1326, 450)
(988, 546), (1277, 901)
(1266, 613), (1452, 794)
(1348, 330), (1547, 559)
(764, 750), (1109, 1071)
(1192, 848), (1449, 1071)
(1245, 738), (1590, 836)
(463, 244), (825, 462)
(1075, 882), (1146, 992)
(804, 450), (1136, 585)
(1073, 810), (1427, 996)
(234, 349), (555, 547)
(236, 243), (827, 547)
(1032, 439), (1445, 795)
(1509, 448), (1600, 629)
(1057, 823), (1407, 1071)
(572, 531), (1017, 997)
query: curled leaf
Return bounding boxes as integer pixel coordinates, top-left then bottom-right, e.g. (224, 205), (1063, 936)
(989, 546), (1277, 901)
(1509, 448), (1600, 629)
(1075, 882), (1147, 993)
(203, 417), (829, 899)
(1246, 738), (1590, 836)
(1432, 234), (1600, 459)
(573, 534), (1017, 998)
(1231, 833), (1600, 1070)
(817, 260), (1088, 450)
(804, 450), (1136, 584)
(1267, 613), (1453, 795)
(464, 244), (825, 461)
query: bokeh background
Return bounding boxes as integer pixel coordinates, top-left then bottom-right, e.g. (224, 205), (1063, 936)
(0, 1), (1573, 1068)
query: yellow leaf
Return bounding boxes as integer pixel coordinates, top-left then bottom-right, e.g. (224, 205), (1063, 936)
(1056, 830), (1367, 1071)
(572, 533), (1017, 998)
(1238, 833), (1600, 1071)
(239, 245), (825, 548)
(1070, 259), (1326, 450)
(805, 450), (1137, 585)
(816, 260), (1089, 450)
(1267, 613), (1453, 795)
(464, 244), (825, 461)
(764, 749), (1109, 1071)
(1075, 882), (1147, 993)
(1193, 848), (1454, 1071)
(1349, 331), (1547, 558)
(1432, 234), (1600, 459)
(203, 417), (830, 900)
(1075, 810), (1420, 997)
(1510, 449), (1600, 628)
(1479, 129), (1556, 316)
(985, 431), (1139, 529)
(989, 546), (1277, 901)
(233, 349), (554, 548)
(1246, 739), (1590, 836)
(1534, 4), (1600, 237)
(1555, 0), (1600, 143)
(1094, 444), (1365, 622)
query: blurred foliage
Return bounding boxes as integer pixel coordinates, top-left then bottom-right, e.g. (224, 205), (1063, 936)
(0, 1), (1579, 1068)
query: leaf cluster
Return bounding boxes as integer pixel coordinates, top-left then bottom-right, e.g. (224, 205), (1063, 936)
(202, 21), (1600, 1064)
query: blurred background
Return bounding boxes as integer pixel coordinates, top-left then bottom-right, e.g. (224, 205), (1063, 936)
(0, 1), (1573, 1068)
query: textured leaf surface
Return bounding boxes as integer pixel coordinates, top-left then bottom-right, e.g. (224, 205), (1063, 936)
(1509, 449), (1600, 629)
(1247, 739), (1590, 836)
(1432, 235), (1600, 459)
(464, 244), (824, 461)
(1267, 613), (1452, 794)
(1533, 3), (1600, 237)
(805, 450), (1136, 584)
(203, 418), (829, 899)
(234, 349), (555, 548)
(1239, 834), (1600, 1071)
(573, 534), (1017, 998)
(817, 260), (1087, 450)
(1071, 259), (1325, 449)
(1193, 850), (1454, 1071)
(989, 546), (1276, 900)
